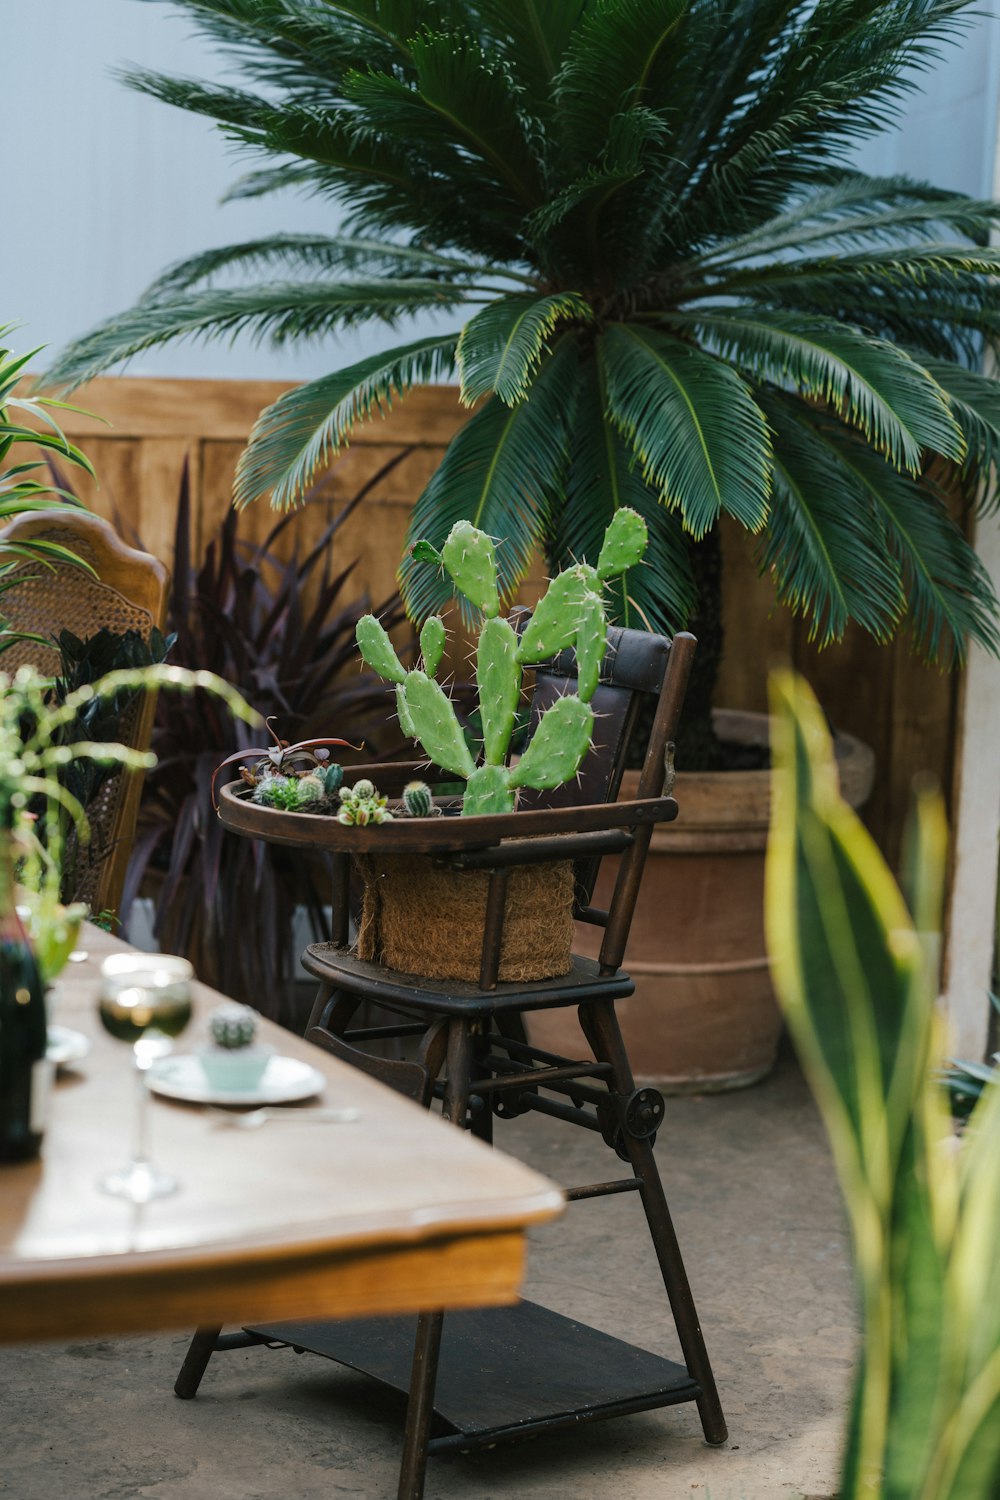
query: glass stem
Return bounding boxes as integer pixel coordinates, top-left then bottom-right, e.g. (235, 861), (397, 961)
(131, 1050), (152, 1168)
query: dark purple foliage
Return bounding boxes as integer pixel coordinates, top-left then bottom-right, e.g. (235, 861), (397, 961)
(121, 454), (413, 1022)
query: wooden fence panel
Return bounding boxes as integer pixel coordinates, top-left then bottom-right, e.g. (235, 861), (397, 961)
(22, 373), (961, 867)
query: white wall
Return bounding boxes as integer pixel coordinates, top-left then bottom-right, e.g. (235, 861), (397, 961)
(5, 3), (1000, 380)
(5, 0), (448, 379)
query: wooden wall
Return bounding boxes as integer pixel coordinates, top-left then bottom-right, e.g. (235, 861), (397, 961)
(46, 375), (959, 868)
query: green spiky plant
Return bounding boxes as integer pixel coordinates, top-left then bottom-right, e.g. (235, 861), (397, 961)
(357, 507), (646, 813)
(767, 672), (1000, 1498)
(44, 1), (1000, 763)
(1, 331), (96, 642)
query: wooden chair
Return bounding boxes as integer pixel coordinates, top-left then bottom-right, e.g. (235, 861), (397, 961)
(0, 509), (169, 918)
(176, 624), (727, 1499)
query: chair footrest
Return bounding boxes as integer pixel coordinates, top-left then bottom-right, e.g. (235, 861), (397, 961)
(243, 1300), (700, 1452)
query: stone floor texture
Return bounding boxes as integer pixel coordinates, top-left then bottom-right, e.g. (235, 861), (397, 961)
(3, 1048), (855, 1500)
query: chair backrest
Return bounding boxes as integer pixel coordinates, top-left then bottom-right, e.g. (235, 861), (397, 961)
(0, 509), (169, 918)
(519, 624), (694, 933)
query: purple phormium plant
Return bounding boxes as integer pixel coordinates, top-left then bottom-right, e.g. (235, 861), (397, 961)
(119, 451), (414, 1021)
(210, 719), (359, 808)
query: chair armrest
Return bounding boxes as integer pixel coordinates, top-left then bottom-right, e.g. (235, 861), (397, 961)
(446, 828), (635, 870)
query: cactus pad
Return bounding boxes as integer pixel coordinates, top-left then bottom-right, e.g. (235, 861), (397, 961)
(596, 507), (648, 581)
(574, 592), (607, 703)
(420, 615), (447, 677)
(516, 566), (597, 664)
(441, 520), (500, 619)
(356, 614), (406, 683)
(463, 763), (516, 816)
(400, 671), (476, 779)
(510, 695), (595, 790)
(477, 616), (520, 765)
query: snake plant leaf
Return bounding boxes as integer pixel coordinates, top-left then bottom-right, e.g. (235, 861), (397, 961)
(766, 669), (1000, 1500)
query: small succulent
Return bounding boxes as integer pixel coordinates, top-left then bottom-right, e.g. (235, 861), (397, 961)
(401, 780), (434, 818)
(337, 780), (393, 827)
(212, 717), (355, 808)
(246, 757), (345, 814)
(357, 509), (648, 816)
(208, 1002), (259, 1049)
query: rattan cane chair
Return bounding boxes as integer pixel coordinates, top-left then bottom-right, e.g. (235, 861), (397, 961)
(0, 508), (169, 918)
(176, 624), (727, 1500)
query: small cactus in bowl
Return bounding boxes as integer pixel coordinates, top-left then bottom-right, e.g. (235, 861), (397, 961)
(337, 780), (393, 826)
(209, 1002), (259, 1049)
(201, 1003), (273, 1091)
(401, 780), (434, 818)
(356, 509), (647, 816)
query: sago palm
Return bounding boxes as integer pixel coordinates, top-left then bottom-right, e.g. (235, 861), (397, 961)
(47, 0), (1000, 757)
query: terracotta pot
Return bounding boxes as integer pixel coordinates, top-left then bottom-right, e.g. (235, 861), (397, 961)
(529, 709), (875, 1092)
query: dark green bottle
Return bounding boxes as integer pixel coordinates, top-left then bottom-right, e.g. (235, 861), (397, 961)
(0, 834), (50, 1163)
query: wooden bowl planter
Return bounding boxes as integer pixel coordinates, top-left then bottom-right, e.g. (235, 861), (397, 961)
(218, 777), (681, 987)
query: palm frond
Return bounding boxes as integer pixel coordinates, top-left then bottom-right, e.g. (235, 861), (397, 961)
(399, 338), (580, 621)
(345, 29), (543, 207)
(696, 178), (1000, 266)
(233, 333), (458, 512)
(43, 280), (466, 391)
(456, 291), (591, 406)
(919, 359), (1000, 497)
(142, 234), (513, 300)
(773, 394), (1000, 663)
(475, 0), (585, 99)
(554, 359), (697, 632)
(600, 325), (772, 538)
(667, 308), (965, 472)
(555, 0), (687, 156)
(761, 391), (906, 643)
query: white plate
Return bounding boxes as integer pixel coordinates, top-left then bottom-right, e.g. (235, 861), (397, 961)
(47, 1026), (92, 1068)
(146, 1053), (325, 1107)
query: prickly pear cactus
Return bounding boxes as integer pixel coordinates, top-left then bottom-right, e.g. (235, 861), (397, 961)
(356, 509), (648, 815)
(402, 780), (434, 817)
(209, 1002), (259, 1049)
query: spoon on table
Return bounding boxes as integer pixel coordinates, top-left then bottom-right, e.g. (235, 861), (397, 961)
(207, 1105), (360, 1129)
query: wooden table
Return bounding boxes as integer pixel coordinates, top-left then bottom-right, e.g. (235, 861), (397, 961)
(0, 925), (562, 1342)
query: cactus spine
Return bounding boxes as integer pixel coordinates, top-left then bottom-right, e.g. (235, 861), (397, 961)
(356, 509), (648, 815)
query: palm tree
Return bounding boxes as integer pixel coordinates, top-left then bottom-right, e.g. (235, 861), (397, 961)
(46, 0), (1000, 760)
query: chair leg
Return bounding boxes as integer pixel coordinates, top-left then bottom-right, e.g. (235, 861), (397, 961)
(174, 1325), (223, 1399)
(395, 1019), (475, 1499)
(396, 1311), (445, 1500)
(581, 999), (728, 1446)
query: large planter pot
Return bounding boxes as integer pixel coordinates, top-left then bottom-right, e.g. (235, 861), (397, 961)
(529, 709), (875, 1091)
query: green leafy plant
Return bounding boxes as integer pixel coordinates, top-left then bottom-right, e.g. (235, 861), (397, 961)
(1, 330), (95, 642)
(357, 507), (646, 814)
(43, 1), (1000, 762)
(766, 671), (1000, 1498)
(122, 459), (414, 1013)
(3, 661), (259, 952)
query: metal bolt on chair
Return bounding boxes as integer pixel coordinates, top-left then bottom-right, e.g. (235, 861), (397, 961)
(175, 624), (727, 1499)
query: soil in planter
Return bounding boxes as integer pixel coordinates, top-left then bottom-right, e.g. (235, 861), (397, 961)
(355, 854), (575, 984)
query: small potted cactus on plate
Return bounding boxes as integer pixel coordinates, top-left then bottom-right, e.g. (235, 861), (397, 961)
(198, 1002), (274, 1092)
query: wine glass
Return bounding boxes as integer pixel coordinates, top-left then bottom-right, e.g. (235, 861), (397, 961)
(97, 953), (194, 1203)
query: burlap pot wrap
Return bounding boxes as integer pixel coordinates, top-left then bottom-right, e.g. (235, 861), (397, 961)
(355, 853), (575, 983)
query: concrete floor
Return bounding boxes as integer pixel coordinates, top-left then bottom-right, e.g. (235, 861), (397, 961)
(2, 1049), (855, 1500)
